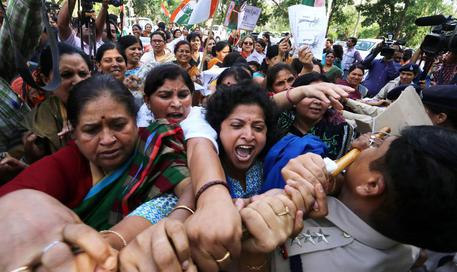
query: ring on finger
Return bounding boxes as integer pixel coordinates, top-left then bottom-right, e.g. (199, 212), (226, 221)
(215, 251), (231, 263)
(42, 240), (63, 254)
(276, 206), (290, 216)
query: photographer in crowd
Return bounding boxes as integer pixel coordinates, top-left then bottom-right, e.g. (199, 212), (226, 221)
(57, 0), (109, 55)
(361, 40), (403, 97)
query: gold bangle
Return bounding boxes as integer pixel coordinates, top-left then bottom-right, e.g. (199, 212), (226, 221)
(100, 230), (127, 248)
(172, 205), (195, 214)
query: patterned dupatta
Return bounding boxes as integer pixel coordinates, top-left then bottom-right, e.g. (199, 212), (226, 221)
(73, 119), (189, 230)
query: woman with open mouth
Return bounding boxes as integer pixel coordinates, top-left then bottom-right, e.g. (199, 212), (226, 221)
(205, 80), (277, 198)
(137, 63), (194, 128)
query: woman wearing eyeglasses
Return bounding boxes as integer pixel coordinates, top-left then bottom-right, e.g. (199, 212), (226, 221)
(239, 35), (255, 59)
(138, 31), (175, 80)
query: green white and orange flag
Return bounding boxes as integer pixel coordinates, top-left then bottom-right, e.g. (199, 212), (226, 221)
(188, 0), (219, 25)
(161, 2), (171, 18)
(170, 0), (196, 25)
(224, 0), (239, 30)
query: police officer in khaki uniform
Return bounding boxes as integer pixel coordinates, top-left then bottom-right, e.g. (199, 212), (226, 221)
(272, 126), (457, 271)
(272, 197), (419, 272)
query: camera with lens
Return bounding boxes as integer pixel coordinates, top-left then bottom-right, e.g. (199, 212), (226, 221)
(415, 15), (457, 56)
(81, 0), (123, 12)
(93, 0), (123, 7)
(379, 33), (404, 59)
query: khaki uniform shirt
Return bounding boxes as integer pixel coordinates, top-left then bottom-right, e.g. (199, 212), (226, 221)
(374, 77), (401, 100)
(272, 197), (420, 272)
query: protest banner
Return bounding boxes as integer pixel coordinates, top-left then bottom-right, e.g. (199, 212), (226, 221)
(288, 5), (327, 57)
(237, 5), (261, 31)
(201, 67), (228, 96)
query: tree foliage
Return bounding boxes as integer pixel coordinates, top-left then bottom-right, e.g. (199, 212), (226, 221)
(356, 0), (455, 46)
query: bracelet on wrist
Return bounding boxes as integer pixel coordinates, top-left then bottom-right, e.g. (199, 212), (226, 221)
(100, 230), (127, 248)
(195, 180), (230, 204)
(172, 205), (195, 215)
(286, 88), (294, 105)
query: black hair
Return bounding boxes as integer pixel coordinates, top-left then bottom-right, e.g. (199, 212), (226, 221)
(348, 36), (358, 45)
(186, 32), (202, 43)
(256, 39), (266, 50)
(260, 45), (280, 73)
(326, 38), (334, 44)
(212, 41), (231, 57)
(173, 40), (191, 54)
(222, 52), (247, 67)
(403, 49), (413, 62)
(292, 72), (329, 87)
(117, 35), (143, 57)
(216, 65), (252, 86)
(67, 74), (136, 127)
(157, 22), (166, 30)
(150, 31), (166, 41)
(95, 42), (125, 64)
(290, 58), (304, 75)
(332, 44), (344, 59)
(248, 61), (261, 72)
(348, 63), (365, 74)
(132, 24), (142, 31)
(262, 32), (271, 46)
(278, 37), (292, 47)
(424, 104), (457, 129)
(265, 63), (296, 92)
(206, 80), (278, 160)
(369, 126), (457, 252)
(266, 45), (280, 60)
(143, 64), (194, 97)
(312, 58), (324, 74)
(40, 42), (91, 77)
(173, 28), (182, 38)
(325, 50), (335, 57)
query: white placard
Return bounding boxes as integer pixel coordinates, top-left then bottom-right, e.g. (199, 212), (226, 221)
(237, 5), (261, 31)
(288, 5), (327, 58)
(354, 87), (433, 135)
(201, 67), (227, 96)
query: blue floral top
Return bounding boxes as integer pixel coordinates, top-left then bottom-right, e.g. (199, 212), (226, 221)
(226, 161), (263, 199)
(129, 161), (264, 224)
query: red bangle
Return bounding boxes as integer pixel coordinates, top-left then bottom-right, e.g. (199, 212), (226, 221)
(195, 180), (230, 204)
(286, 88), (294, 105)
